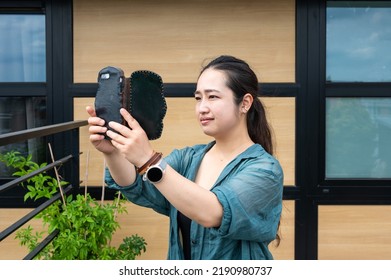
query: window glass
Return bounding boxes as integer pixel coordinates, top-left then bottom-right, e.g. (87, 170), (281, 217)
(0, 14), (46, 82)
(326, 1), (391, 82)
(0, 97), (46, 177)
(326, 98), (391, 179)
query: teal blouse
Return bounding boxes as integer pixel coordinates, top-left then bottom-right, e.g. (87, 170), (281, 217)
(106, 141), (284, 260)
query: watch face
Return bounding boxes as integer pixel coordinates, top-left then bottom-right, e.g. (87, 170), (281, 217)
(147, 166), (163, 182)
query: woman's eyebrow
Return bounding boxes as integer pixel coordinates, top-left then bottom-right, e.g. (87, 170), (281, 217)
(194, 89), (220, 95)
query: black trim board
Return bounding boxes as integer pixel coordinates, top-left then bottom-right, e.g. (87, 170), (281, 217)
(70, 83), (299, 98)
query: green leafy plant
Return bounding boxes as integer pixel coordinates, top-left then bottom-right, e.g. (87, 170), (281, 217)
(1, 151), (147, 260)
(0, 151), (61, 201)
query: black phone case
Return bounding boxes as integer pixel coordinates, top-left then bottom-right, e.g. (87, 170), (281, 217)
(94, 66), (128, 139)
(129, 70), (166, 140)
(94, 67), (166, 140)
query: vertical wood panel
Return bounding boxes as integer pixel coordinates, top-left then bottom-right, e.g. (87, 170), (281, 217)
(73, 0), (295, 83)
(269, 200), (295, 259)
(263, 97), (295, 185)
(319, 206), (391, 260)
(0, 209), (45, 260)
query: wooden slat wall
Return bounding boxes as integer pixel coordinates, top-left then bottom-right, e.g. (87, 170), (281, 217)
(318, 206), (391, 260)
(0, 209), (45, 260)
(73, 0), (295, 83)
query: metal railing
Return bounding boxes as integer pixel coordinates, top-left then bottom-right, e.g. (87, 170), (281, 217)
(0, 120), (87, 259)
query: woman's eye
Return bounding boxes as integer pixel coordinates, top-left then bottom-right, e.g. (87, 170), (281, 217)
(209, 95), (218, 99)
(194, 96), (201, 101)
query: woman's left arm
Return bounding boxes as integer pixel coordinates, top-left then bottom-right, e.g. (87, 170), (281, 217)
(153, 164), (224, 228)
(212, 159), (284, 242)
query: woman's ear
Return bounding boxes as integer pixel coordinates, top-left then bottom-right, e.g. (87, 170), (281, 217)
(241, 93), (254, 113)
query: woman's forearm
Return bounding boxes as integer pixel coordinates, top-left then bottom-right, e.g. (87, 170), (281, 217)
(153, 165), (223, 228)
(104, 150), (136, 187)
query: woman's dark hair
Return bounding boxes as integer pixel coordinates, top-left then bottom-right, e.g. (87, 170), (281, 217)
(199, 55), (274, 155)
(200, 55), (280, 245)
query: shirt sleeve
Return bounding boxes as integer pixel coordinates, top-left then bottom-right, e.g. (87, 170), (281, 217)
(211, 156), (284, 243)
(105, 168), (171, 216)
(104, 147), (196, 217)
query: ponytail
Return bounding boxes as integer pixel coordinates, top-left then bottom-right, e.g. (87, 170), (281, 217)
(247, 97), (274, 155)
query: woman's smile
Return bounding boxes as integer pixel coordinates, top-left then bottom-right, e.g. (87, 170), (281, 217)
(200, 116), (214, 125)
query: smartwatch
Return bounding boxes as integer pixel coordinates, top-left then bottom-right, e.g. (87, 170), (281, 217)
(143, 158), (167, 183)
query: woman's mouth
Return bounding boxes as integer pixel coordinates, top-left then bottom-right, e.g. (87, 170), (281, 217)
(200, 117), (213, 125)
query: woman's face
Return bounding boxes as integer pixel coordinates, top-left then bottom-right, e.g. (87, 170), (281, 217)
(195, 68), (243, 138)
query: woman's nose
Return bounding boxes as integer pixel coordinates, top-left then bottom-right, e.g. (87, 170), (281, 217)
(197, 99), (210, 113)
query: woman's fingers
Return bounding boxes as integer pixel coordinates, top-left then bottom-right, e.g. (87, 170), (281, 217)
(108, 109), (146, 139)
(89, 133), (105, 142)
(120, 108), (142, 130)
(86, 106), (106, 127)
(86, 105), (97, 117)
(107, 122), (130, 140)
(85, 105), (117, 154)
(88, 123), (107, 135)
(88, 116), (105, 127)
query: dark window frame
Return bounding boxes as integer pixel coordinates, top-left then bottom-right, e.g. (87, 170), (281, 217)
(0, 0), (75, 207)
(319, 0), (391, 192)
(296, 0), (391, 260)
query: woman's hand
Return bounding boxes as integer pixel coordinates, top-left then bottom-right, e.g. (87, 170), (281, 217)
(107, 108), (155, 168)
(86, 106), (116, 154)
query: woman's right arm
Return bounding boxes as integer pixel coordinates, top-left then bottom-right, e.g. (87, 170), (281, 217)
(103, 149), (136, 187)
(86, 105), (136, 186)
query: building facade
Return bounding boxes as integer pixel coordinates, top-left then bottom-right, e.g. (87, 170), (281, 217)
(1, 0), (391, 259)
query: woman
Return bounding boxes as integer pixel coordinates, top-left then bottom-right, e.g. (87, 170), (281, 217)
(86, 55), (283, 260)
